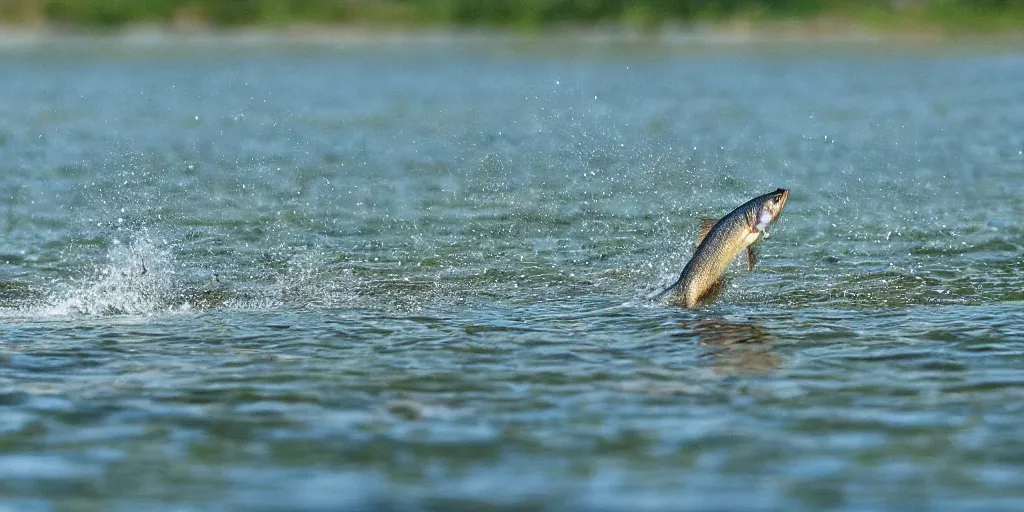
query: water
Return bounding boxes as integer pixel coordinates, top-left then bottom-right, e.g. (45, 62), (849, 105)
(1, 35), (1023, 510)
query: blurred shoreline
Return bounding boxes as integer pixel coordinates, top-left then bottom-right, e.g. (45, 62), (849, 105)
(0, 20), (1022, 48)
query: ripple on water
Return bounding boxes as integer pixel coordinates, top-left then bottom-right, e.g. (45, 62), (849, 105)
(0, 40), (1023, 510)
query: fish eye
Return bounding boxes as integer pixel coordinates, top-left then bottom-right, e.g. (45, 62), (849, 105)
(771, 196), (780, 204)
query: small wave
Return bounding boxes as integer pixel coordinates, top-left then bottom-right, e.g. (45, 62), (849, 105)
(223, 249), (359, 311)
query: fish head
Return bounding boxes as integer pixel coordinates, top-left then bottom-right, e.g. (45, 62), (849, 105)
(753, 188), (788, 231)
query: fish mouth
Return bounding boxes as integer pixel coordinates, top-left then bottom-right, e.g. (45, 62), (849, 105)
(769, 188), (789, 217)
(756, 188), (789, 231)
(776, 188), (789, 211)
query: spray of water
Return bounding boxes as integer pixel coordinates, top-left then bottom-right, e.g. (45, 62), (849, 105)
(39, 231), (180, 317)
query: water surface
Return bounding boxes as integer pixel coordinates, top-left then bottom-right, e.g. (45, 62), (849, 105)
(1, 36), (1023, 511)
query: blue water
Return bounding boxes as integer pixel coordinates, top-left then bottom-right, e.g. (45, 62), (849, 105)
(1, 35), (1023, 510)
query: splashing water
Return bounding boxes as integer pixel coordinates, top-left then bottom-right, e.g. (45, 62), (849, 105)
(0, 39), (1022, 511)
(40, 232), (179, 316)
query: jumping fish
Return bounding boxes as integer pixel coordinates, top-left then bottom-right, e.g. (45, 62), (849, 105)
(653, 188), (789, 308)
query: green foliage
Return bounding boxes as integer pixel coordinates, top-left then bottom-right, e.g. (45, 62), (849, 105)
(44, 0), (179, 25)
(4, 0), (1023, 32)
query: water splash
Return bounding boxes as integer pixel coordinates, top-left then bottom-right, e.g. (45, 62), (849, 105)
(39, 231), (181, 317)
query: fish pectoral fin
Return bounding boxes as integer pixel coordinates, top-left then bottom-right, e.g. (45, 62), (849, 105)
(696, 218), (717, 246)
(746, 244), (759, 272)
(648, 275), (685, 301)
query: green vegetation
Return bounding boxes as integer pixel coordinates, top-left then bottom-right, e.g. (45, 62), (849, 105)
(1, 0), (1022, 33)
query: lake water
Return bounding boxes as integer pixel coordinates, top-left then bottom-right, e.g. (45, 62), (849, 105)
(0, 35), (1022, 511)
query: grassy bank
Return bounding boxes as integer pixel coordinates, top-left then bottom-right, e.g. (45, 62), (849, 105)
(1, 0), (1023, 34)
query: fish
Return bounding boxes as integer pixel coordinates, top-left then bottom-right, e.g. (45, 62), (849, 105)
(652, 188), (789, 308)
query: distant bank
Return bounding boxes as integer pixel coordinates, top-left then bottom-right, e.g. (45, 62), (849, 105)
(1, 0), (1023, 37)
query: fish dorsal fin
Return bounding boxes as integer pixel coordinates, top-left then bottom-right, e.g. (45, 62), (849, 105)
(697, 218), (718, 246)
(746, 244), (759, 272)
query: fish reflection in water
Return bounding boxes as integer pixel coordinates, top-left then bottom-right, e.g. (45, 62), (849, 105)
(684, 317), (781, 376)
